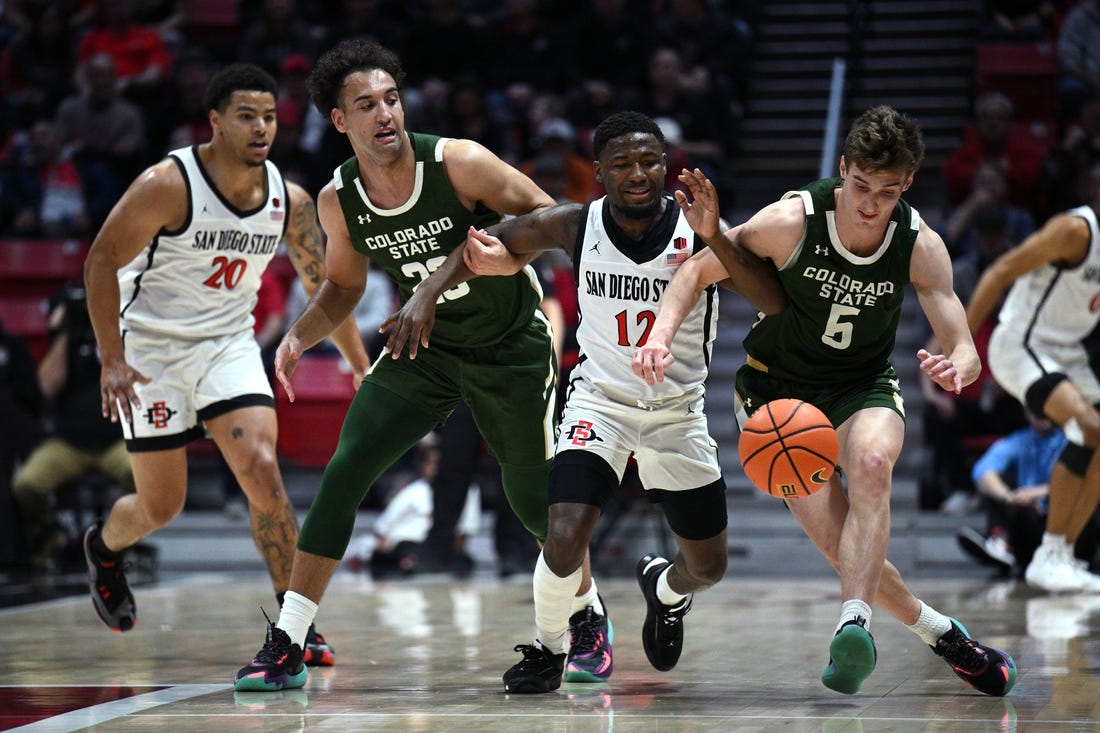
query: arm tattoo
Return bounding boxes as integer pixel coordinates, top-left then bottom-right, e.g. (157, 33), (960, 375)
(287, 197), (325, 285)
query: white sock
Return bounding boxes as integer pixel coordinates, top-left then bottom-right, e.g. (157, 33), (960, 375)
(905, 600), (953, 646)
(835, 599), (872, 634)
(533, 552), (582, 655)
(656, 567), (688, 608)
(1042, 532), (1066, 552)
(569, 579), (604, 617)
(277, 591), (318, 648)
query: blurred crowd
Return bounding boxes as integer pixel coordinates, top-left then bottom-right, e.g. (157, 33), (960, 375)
(0, 0), (758, 238)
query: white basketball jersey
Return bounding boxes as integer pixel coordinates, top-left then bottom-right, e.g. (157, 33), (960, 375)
(996, 204), (1100, 347)
(118, 146), (289, 338)
(571, 196), (718, 406)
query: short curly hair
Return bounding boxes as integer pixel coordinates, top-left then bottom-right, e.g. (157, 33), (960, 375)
(592, 111), (664, 160)
(842, 106), (925, 175)
(203, 63), (278, 113)
(306, 39), (405, 116)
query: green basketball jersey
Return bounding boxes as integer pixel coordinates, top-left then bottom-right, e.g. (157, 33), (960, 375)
(742, 177), (919, 386)
(333, 132), (543, 349)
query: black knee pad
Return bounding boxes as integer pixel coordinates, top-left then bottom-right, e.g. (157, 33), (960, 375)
(549, 450), (619, 509)
(1060, 441), (1094, 477)
(648, 478), (729, 540)
(1025, 372), (1068, 418)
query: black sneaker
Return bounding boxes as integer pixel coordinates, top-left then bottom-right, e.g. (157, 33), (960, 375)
(83, 524), (136, 632)
(503, 642), (566, 693)
(565, 597), (614, 682)
(235, 613), (308, 692)
(636, 553), (692, 672)
(303, 624), (335, 667)
(932, 618), (1017, 696)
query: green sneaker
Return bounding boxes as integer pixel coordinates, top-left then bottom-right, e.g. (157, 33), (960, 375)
(821, 620), (876, 694)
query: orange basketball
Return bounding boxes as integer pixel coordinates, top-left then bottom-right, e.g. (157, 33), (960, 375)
(738, 398), (839, 499)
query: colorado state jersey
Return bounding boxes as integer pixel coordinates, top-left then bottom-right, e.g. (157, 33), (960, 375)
(572, 196), (717, 405)
(743, 177), (919, 385)
(996, 204), (1100, 348)
(118, 145), (288, 338)
(333, 132), (543, 349)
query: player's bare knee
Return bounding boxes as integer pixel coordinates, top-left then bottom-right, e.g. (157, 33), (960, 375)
(544, 523), (589, 572)
(141, 495), (184, 528)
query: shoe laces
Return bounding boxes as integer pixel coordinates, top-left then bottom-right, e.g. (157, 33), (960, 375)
(660, 595), (693, 626)
(570, 608), (603, 652)
(939, 630), (987, 673)
(254, 609), (291, 664)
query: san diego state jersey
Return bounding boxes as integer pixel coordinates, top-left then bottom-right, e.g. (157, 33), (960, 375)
(572, 196), (718, 405)
(997, 204), (1100, 348)
(117, 145), (289, 338)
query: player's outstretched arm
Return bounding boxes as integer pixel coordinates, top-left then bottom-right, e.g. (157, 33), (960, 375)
(277, 184), (366, 399)
(966, 214), (1088, 333)
(633, 248), (728, 385)
(911, 224), (979, 394)
(284, 181), (370, 386)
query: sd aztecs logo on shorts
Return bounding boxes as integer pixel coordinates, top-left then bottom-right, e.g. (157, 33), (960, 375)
(565, 419), (603, 447)
(144, 401), (177, 429)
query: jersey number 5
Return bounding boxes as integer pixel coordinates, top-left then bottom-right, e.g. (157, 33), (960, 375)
(821, 303), (859, 350)
(402, 257), (471, 303)
(204, 256), (247, 289)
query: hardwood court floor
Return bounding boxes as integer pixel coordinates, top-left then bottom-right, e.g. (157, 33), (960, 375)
(1, 569), (1097, 732)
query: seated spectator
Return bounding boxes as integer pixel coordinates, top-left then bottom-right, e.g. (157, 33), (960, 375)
(237, 0), (323, 77)
(944, 160), (1035, 259)
(982, 0), (1057, 39)
(0, 320), (42, 566)
(956, 410), (1099, 577)
(53, 52), (147, 229)
(76, 0), (172, 142)
(0, 3), (77, 133)
(655, 0), (753, 125)
(1057, 0), (1100, 122)
(942, 92), (1046, 217)
(621, 45), (728, 189)
(1041, 93), (1100, 216)
(12, 282), (134, 568)
(439, 74), (513, 160)
(485, 0), (577, 101)
(345, 433), (480, 579)
(519, 117), (600, 205)
(0, 118), (91, 237)
(921, 216), (1028, 513)
(161, 46), (213, 153)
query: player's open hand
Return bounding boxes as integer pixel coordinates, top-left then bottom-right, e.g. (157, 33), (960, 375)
(918, 348), (962, 394)
(379, 285), (436, 360)
(274, 335), (304, 402)
(99, 355), (151, 424)
(674, 168), (721, 240)
(633, 339), (675, 385)
(463, 227), (521, 276)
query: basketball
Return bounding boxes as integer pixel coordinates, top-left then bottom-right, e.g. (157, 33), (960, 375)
(738, 399), (839, 499)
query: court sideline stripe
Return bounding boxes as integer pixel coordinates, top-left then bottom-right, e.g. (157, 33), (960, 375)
(9, 684), (227, 732)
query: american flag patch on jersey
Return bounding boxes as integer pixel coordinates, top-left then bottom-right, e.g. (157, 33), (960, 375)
(666, 249), (690, 265)
(270, 209), (284, 221)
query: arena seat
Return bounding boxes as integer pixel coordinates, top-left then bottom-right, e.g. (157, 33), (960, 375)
(275, 352), (356, 468)
(975, 41), (1060, 121)
(0, 238), (89, 298)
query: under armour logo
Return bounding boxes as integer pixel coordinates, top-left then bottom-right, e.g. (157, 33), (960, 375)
(566, 420), (604, 447)
(358, 213), (371, 224)
(590, 240), (601, 253)
(144, 401), (177, 429)
(815, 245), (829, 256)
